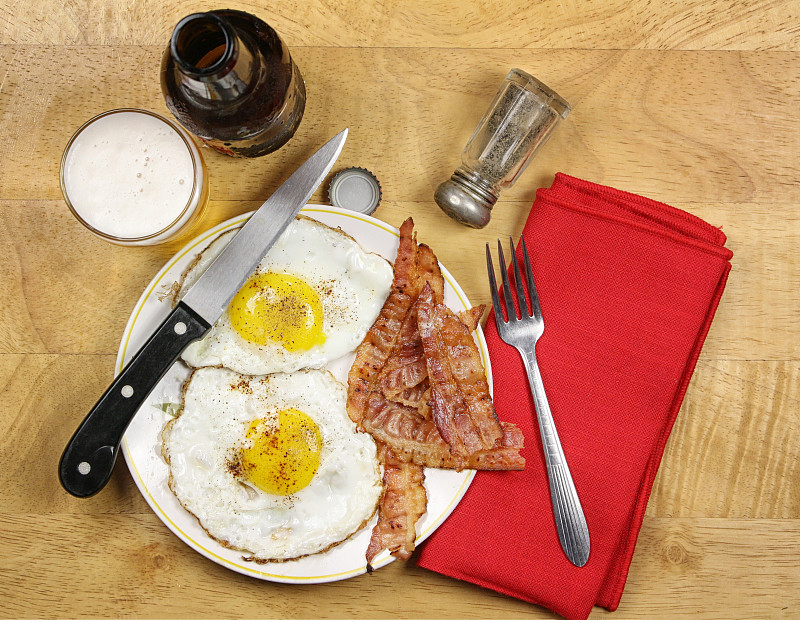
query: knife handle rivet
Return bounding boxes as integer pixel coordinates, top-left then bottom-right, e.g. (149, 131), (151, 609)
(78, 461), (91, 475)
(174, 321), (187, 335)
(121, 385), (134, 398)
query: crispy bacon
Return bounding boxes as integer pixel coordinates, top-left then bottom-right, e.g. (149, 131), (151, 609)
(416, 244), (445, 304)
(387, 378), (430, 409)
(417, 386), (433, 420)
(361, 392), (525, 471)
(378, 245), (444, 400)
(458, 306), (485, 332)
(347, 219), (418, 425)
(347, 220), (446, 426)
(380, 303), (483, 410)
(417, 285), (503, 454)
(365, 444), (427, 568)
(378, 303), (427, 403)
(348, 219), (525, 567)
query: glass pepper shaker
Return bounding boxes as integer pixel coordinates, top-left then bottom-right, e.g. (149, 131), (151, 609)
(434, 69), (570, 228)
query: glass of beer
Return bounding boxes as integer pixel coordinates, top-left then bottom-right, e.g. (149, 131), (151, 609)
(61, 108), (209, 246)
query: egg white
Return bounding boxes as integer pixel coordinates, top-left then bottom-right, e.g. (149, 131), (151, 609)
(178, 216), (393, 375)
(162, 367), (383, 562)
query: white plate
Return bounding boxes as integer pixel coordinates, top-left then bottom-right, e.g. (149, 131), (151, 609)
(119, 205), (490, 584)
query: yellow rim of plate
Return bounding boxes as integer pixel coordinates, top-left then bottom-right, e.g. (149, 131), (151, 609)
(119, 205), (485, 581)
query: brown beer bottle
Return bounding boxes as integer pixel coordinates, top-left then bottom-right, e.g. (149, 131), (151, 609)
(161, 10), (306, 158)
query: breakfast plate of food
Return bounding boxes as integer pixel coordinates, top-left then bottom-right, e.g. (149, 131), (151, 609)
(118, 205), (501, 583)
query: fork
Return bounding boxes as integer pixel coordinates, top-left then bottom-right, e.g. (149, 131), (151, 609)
(486, 237), (590, 567)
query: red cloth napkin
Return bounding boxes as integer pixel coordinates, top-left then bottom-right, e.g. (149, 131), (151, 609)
(416, 173), (733, 619)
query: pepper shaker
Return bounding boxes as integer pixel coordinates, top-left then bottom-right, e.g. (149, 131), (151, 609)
(435, 69), (570, 228)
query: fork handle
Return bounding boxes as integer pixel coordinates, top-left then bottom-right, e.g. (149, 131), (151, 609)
(517, 345), (591, 567)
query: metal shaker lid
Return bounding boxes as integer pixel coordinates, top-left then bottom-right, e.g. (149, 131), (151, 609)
(328, 167), (382, 215)
(434, 170), (497, 229)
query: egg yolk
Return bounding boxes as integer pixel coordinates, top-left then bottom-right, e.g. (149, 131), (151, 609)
(229, 272), (326, 352)
(240, 409), (323, 496)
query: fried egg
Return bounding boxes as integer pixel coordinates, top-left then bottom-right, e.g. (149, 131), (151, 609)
(178, 216), (393, 375)
(162, 366), (382, 561)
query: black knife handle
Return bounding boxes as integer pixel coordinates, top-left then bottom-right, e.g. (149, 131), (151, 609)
(59, 302), (210, 498)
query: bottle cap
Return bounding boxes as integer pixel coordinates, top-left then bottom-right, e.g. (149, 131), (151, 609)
(328, 167), (382, 215)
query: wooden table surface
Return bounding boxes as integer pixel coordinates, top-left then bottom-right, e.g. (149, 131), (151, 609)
(2, 1), (799, 618)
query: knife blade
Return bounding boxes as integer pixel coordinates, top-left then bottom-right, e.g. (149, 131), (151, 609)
(59, 129), (348, 498)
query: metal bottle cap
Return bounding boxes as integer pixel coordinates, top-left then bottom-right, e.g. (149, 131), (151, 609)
(328, 167), (382, 215)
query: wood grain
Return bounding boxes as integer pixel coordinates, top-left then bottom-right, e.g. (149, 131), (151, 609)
(649, 360), (800, 519)
(1, 514), (797, 618)
(2, 198), (799, 360)
(1, 1), (798, 618)
(0, 513), (545, 618)
(2, 47), (800, 206)
(1, 1), (799, 50)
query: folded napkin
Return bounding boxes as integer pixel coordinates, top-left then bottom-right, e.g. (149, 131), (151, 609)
(416, 173), (733, 619)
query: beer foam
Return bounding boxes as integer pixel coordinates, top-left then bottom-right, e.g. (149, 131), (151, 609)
(63, 111), (197, 240)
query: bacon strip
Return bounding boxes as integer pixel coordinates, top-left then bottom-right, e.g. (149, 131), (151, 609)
(458, 306), (485, 332)
(377, 245), (444, 401)
(347, 219), (418, 425)
(365, 444), (427, 569)
(380, 303), (483, 410)
(347, 220), (446, 426)
(388, 379), (431, 409)
(417, 284), (503, 454)
(348, 219), (445, 564)
(361, 392), (525, 471)
(348, 219), (524, 567)
(417, 386), (433, 420)
(378, 302), (427, 403)
(416, 244), (445, 304)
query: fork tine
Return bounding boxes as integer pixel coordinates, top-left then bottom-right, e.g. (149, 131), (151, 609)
(520, 237), (542, 319)
(496, 239), (517, 320)
(485, 243), (504, 322)
(509, 237), (530, 317)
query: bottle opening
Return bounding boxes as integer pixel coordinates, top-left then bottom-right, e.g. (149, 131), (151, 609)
(171, 13), (235, 78)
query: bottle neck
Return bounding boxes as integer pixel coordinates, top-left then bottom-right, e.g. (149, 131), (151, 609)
(170, 13), (259, 102)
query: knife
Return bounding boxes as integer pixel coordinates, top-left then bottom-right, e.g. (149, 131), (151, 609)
(59, 129), (348, 498)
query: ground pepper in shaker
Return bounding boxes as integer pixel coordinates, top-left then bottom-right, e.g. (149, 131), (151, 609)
(435, 69), (570, 228)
